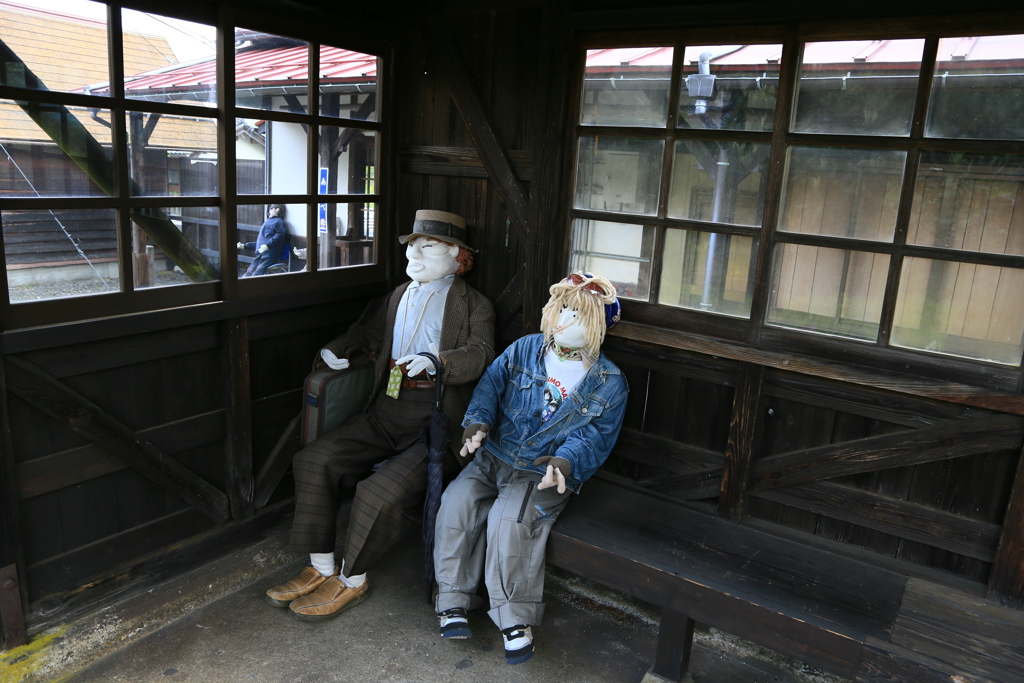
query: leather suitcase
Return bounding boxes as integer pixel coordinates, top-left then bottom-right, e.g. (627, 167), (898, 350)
(300, 356), (375, 446)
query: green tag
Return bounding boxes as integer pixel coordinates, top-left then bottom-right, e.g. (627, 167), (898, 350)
(386, 365), (402, 399)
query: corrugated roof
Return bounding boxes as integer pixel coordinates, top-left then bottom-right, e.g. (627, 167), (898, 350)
(108, 44), (376, 99)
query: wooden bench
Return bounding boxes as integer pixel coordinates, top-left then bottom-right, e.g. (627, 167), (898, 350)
(547, 477), (1024, 683)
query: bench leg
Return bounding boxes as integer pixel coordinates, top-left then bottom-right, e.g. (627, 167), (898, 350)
(650, 609), (695, 682)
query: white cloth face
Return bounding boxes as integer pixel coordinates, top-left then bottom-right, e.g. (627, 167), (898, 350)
(405, 236), (460, 284)
(321, 348), (350, 370)
(552, 305), (587, 349)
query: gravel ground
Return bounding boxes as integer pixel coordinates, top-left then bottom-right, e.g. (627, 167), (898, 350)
(8, 270), (194, 301)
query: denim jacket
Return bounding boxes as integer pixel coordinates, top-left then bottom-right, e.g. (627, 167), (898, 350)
(462, 333), (628, 493)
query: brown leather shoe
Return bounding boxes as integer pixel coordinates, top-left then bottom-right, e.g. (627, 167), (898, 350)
(288, 576), (371, 621)
(265, 566), (336, 607)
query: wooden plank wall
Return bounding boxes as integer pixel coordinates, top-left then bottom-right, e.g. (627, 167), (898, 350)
(5, 294), (372, 629)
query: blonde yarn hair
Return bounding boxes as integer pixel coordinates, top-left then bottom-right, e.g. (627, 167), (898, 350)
(540, 272), (617, 369)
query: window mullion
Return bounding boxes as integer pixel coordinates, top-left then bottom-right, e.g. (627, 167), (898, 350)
(218, 5), (238, 300)
(109, 3), (131, 295)
(876, 35), (939, 347)
(307, 41), (320, 274)
(746, 32), (802, 346)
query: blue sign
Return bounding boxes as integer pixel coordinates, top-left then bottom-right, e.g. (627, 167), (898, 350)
(318, 203), (328, 233)
(319, 167), (329, 194)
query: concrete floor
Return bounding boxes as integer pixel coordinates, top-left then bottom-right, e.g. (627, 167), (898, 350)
(61, 528), (848, 683)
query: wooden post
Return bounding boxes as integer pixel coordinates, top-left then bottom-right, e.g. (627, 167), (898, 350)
(988, 444), (1024, 608)
(651, 609), (696, 681)
(128, 112), (151, 288)
(719, 365), (764, 521)
(0, 360), (27, 650)
(224, 318), (254, 521)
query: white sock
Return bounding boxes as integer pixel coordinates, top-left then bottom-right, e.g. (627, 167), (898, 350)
(309, 552), (335, 577)
(338, 559), (366, 588)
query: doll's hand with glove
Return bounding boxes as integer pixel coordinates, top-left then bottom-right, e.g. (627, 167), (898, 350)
(257, 243), (269, 254)
(396, 343), (441, 378)
(459, 423), (489, 460)
(236, 242), (245, 250)
(535, 456), (572, 494)
(320, 348), (350, 370)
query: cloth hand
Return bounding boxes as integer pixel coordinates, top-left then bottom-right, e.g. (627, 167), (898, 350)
(236, 242), (245, 250)
(535, 456), (571, 494)
(396, 343), (441, 378)
(321, 348), (350, 370)
(459, 423), (489, 459)
(257, 244), (269, 254)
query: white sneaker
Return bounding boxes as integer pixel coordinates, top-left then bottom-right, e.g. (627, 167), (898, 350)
(438, 608), (471, 639)
(501, 625), (534, 664)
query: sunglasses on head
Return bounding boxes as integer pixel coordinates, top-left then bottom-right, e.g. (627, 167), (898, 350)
(567, 272), (606, 296)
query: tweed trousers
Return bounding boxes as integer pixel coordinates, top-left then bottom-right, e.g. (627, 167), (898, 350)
(290, 386), (442, 576)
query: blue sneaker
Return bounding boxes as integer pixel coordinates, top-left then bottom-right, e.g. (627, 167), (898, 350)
(438, 608), (472, 639)
(502, 625), (534, 664)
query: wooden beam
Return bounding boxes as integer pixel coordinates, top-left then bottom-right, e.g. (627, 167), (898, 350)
(400, 145), (532, 180)
(5, 357), (229, 523)
(615, 427), (725, 472)
(720, 366), (764, 520)
(0, 563), (26, 650)
(988, 445), (1024, 608)
(493, 267), (525, 335)
(752, 481), (1001, 562)
(16, 409), (226, 499)
(0, 355), (26, 649)
(749, 414), (1024, 491)
(636, 466), (724, 499)
(225, 319), (254, 521)
(611, 321), (1024, 416)
(253, 415), (301, 510)
(420, 11), (530, 244)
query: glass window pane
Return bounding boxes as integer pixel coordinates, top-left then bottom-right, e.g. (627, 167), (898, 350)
(668, 140), (771, 226)
(574, 136), (664, 216)
(581, 47), (673, 128)
(767, 244), (889, 341)
(131, 206), (219, 288)
(893, 257), (1024, 365)
(316, 202), (375, 271)
(927, 35), (1024, 140)
(570, 219), (653, 301)
(0, 0), (109, 95)
(678, 44), (782, 132)
(320, 46), (378, 121)
(237, 204), (303, 277)
(659, 229), (757, 317)
(4, 208), (118, 301)
(128, 113), (217, 196)
(909, 152), (1024, 256)
(779, 146), (905, 242)
(793, 39), (924, 136)
(237, 120), (307, 194)
(121, 10), (217, 106)
(235, 29), (308, 112)
(317, 128), (376, 195)
(0, 101), (113, 197)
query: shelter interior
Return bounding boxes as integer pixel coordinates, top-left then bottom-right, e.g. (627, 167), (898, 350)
(1, 0), (1023, 681)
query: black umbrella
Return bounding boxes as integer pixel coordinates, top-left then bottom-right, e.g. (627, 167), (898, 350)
(419, 353), (447, 596)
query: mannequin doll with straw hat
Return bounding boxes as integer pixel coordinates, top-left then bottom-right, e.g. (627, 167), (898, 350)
(431, 272), (628, 665)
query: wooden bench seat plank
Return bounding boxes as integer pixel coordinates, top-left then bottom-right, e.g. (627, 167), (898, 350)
(549, 531), (865, 678)
(888, 578), (1024, 683)
(553, 479), (906, 641)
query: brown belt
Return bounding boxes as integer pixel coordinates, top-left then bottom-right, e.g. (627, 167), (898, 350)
(389, 358), (436, 390)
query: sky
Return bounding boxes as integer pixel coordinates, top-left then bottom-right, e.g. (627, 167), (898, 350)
(6, 0), (216, 62)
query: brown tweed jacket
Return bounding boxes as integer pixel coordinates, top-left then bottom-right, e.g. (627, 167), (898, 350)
(322, 276), (495, 454)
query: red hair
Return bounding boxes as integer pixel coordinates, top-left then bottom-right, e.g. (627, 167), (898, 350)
(455, 246), (474, 276)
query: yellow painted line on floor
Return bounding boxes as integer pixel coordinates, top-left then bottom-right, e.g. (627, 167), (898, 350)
(0, 630), (63, 683)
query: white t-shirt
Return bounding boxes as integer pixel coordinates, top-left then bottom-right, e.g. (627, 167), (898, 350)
(541, 349), (588, 423)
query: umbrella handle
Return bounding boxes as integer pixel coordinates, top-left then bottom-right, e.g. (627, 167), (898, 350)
(420, 352), (444, 405)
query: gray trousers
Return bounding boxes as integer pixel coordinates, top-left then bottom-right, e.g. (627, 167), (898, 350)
(434, 449), (571, 629)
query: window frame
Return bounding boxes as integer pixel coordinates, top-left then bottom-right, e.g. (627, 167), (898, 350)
(0, 1), (391, 330)
(561, 20), (1024, 390)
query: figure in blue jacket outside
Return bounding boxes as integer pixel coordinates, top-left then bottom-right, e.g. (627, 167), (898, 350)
(433, 272), (627, 665)
(238, 204), (287, 276)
